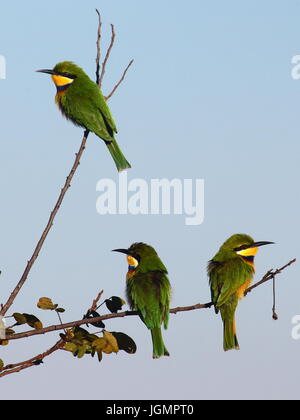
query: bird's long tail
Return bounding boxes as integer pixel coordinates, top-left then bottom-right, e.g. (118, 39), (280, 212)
(106, 138), (131, 172)
(220, 302), (240, 351)
(151, 327), (170, 359)
(222, 318), (240, 351)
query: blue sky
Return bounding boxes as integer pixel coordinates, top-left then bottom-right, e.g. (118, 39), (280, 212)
(0, 0), (299, 400)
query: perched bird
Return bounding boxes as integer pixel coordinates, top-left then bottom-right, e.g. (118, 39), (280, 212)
(37, 61), (131, 172)
(113, 243), (171, 358)
(208, 234), (273, 351)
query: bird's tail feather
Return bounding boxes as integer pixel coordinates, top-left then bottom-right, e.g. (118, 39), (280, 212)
(223, 317), (240, 351)
(151, 327), (169, 359)
(105, 138), (131, 172)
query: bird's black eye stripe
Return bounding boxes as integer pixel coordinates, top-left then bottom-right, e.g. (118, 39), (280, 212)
(234, 244), (251, 252)
(132, 254), (141, 262)
(59, 72), (77, 79)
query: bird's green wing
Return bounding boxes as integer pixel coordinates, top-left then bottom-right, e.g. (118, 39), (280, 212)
(88, 82), (118, 134)
(127, 271), (171, 330)
(208, 260), (222, 310)
(208, 258), (253, 309)
(60, 80), (117, 141)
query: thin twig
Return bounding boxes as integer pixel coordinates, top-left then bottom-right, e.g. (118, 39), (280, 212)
(0, 131), (89, 317)
(272, 275), (278, 320)
(244, 258), (296, 296)
(0, 339), (65, 378)
(99, 24), (116, 89)
(5, 259), (296, 343)
(95, 9), (102, 86)
(170, 302), (213, 314)
(88, 290), (104, 313)
(105, 59), (134, 100)
(56, 310), (66, 334)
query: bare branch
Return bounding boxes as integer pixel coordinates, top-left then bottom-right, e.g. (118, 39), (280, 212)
(5, 312), (129, 342)
(99, 24), (116, 89)
(171, 302), (213, 314)
(88, 289), (104, 313)
(0, 131), (89, 317)
(105, 59), (134, 101)
(95, 9), (102, 86)
(0, 339), (64, 378)
(244, 258), (296, 296)
(5, 259), (296, 343)
(94, 10), (134, 98)
(272, 276), (278, 321)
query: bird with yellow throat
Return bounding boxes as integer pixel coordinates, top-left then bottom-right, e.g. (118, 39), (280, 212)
(113, 243), (172, 359)
(37, 61), (131, 172)
(208, 234), (274, 351)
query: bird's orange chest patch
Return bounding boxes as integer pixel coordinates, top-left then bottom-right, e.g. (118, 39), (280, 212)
(236, 277), (253, 300)
(126, 269), (137, 280)
(55, 90), (64, 103)
(54, 91), (66, 113)
(126, 256), (139, 280)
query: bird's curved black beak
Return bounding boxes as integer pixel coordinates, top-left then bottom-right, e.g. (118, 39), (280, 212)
(36, 69), (56, 75)
(112, 249), (130, 255)
(234, 241), (274, 252)
(252, 241), (274, 248)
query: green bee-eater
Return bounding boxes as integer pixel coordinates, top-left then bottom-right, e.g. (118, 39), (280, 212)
(113, 243), (172, 358)
(37, 61), (131, 172)
(208, 234), (273, 351)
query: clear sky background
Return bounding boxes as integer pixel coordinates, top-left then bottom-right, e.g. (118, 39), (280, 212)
(0, 0), (299, 400)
